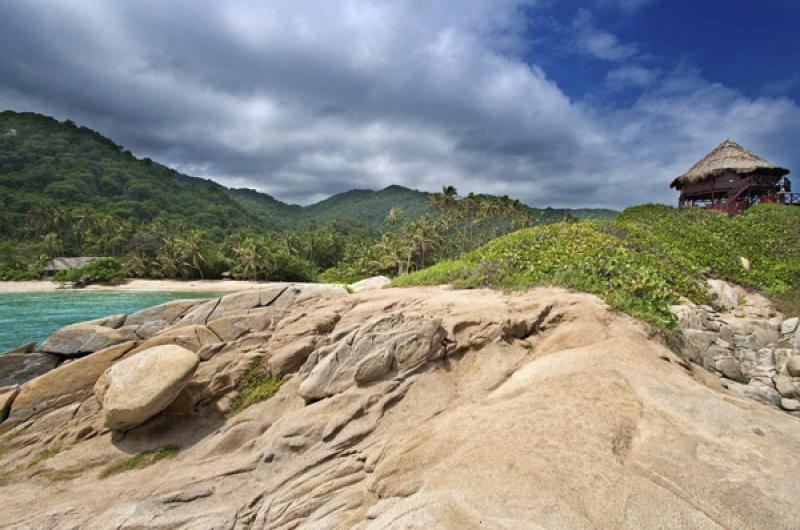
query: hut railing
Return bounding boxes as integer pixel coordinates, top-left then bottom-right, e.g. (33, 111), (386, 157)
(781, 192), (800, 206)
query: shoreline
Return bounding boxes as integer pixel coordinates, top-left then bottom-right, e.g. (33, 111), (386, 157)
(0, 279), (289, 293)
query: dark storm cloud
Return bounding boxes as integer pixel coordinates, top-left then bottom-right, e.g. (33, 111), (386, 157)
(0, 0), (798, 208)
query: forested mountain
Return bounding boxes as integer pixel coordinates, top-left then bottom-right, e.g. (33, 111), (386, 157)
(0, 110), (618, 282)
(0, 111), (259, 233)
(1, 111), (616, 232)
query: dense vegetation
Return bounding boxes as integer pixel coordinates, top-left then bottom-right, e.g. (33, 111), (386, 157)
(395, 204), (800, 330)
(0, 111), (615, 283)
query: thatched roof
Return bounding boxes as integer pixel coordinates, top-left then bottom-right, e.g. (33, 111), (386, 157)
(43, 257), (101, 272)
(671, 140), (789, 189)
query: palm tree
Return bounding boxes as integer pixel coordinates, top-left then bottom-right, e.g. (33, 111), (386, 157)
(385, 207), (403, 226)
(176, 231), (208, 279)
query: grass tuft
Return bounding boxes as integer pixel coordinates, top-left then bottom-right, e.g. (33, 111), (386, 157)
(26, 447), (60, 468)
(99, 445), (179, 478)
(227, 362), (285, 417)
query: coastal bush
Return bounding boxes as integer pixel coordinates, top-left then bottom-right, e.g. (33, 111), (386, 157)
(53, 257), (126, 285)
(395, 204), (800, 330)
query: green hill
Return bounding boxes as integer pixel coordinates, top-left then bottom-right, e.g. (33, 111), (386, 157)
(228, 185), (618, 229)
(0, 111), (260, 232)
(395, 204), (800, 330)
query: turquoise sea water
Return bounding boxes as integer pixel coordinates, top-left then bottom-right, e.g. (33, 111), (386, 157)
(0, 291), (221, 352)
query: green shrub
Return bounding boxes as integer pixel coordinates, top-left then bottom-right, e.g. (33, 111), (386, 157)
(53, 257), (126, 285)
(395, 204), (800, 332)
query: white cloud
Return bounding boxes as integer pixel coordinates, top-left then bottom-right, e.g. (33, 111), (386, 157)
(0, 0), (797, 209)
(607, 65), (659, 88)
(572, 8), (637, 62)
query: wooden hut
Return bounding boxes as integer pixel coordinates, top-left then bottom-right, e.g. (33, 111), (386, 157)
(43, 257), (101, 275)
(671, 140), (796, 215)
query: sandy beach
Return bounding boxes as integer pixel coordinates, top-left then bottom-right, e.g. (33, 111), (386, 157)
(0, 279), (287, 293)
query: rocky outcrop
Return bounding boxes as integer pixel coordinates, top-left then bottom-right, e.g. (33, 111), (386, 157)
(95, 345), (199, 430)
(2, 284), (800, 529)
(40, 323), (136, 356)
(2, 341), (136, 430)
(0, 351), (60, 387)
(671, 279), (800, 414)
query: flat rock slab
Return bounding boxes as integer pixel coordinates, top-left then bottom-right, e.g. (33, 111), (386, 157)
(0, 352), (60, 387)
(41, 324), (136, 356)
(95, 344), (199, 431)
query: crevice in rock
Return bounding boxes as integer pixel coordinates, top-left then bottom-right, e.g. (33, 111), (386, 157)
(204, 297), (223, 325)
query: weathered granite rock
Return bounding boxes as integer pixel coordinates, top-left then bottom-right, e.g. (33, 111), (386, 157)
(125, 299), (206, 338)
(707, 279), (739, 309)
(128, 324), (220, 355)
(0, 352), (60, 387)
(1, 342), (37, 355)
(0, 385), (19, 422)
(669, 304), (702, 330)
(41, 324), (136, 356)
(349, 276), (391, 293)
(781, 317), (799, 336)
(786, 355), (800, 377)
(298, 313), (445, 402)
(81, 313), (127, 329)
(780, 397), (800, 411)
(3, 341), (136, 429)
(95, 344), (199, 430)
(715, 356), (745, 383)
(774, 375), (798, 398)
(743, 379), (781, 406)
(207, 308), (284, 342)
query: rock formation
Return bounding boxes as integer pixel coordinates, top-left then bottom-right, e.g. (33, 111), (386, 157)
(670, 279), (800, 415)
(1, 284), (799, 529)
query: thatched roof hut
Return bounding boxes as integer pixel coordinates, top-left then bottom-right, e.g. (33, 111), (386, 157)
(43, 257), (101, 273)
(671, 140), (789, 189)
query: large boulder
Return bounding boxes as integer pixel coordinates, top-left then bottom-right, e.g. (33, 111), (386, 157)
(349, 276), (391, 293)
(125, 299), (206, 338)
(126, 324), (220, 355)
(0, 351), (60, 387)
(707, 279), (739, 309)
(3, 341), (136, 429)
(94, 345), (199, 431)
(41, 324), (136, 356)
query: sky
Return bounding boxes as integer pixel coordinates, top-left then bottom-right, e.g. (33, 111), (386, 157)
(1, 0), (798, 208)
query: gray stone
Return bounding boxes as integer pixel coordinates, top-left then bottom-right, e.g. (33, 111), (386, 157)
(95, 344), (199, 430)
(743, 379), (781, 406)
(786, 355), (800, 377)
(82, 313), (127, 329)
(670, 305), (702, 330)
(707, 279), (739, 309)
(774, 376), (798, 399)
(41, 324), (136, 357)
(715, 356), (745, 383)
(0, 352), (60, 387)
(782, 317), (800, 336)
(349, 276), (392, 293)
(779, 398), (800, 412)
(1, 342), (37, 355)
